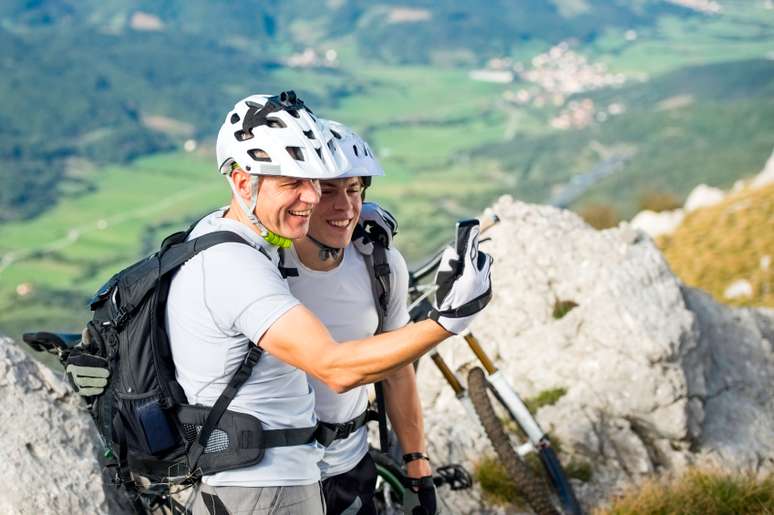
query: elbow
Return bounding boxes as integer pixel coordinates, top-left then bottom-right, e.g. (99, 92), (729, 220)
(315, 355), (364, 393)
(323, 373), (362, 394)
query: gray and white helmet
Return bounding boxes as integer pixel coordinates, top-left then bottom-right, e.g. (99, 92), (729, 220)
(320, 119), (384, 188)
(216, 91), (345, 179)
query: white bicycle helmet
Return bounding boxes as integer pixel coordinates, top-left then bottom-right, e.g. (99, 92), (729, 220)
(215, 91), (345, 247)
(321, 119), (384, 189)
(217, 91), (344, 179)
(304, 120), (387, 261)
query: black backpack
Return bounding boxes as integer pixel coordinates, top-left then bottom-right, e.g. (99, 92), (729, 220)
(82, 221), (319, 504)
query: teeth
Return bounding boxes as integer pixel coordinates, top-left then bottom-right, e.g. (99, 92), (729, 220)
(328, 220), (350, 227)
(289, 209), (312, 216)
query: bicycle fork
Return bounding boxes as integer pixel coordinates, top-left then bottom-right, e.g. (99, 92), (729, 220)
(428, 332), (549, 456)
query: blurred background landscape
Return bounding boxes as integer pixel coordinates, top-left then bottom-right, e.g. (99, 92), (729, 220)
(0, 0), (772, 337)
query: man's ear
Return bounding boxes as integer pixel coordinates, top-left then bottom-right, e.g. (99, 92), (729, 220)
(230, 168), (254, 200)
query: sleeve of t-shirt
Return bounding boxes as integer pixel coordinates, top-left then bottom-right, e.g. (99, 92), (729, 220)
(383, 246), (411, 332)
(201, 243), (300, 344)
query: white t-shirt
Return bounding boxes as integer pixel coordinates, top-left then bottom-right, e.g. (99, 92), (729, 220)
(166, 210), (324, 487)
(284, 243), (410, 478)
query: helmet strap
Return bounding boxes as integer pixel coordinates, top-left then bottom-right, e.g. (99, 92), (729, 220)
(306, 234), (342, 261)
(225, 174), (292, 249)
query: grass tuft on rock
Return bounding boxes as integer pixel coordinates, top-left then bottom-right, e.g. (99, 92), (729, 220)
(553, 299), (579, 319)
(524, 387), (568, 414)
(598, 468), (774, 515)
(474, 455), (527, 508)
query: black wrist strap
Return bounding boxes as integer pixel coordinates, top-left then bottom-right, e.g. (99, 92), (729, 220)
(403, 475), (435, 490)
(403, 452), (430, 464)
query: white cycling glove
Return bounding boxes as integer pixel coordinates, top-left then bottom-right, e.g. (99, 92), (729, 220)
(430, 221), (493, 334)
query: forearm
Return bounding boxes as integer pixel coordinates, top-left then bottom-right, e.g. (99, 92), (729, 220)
(321, 319), (450, 391)
(383, 364), (426, 454)
(384, 364), (433, 477)
(260, 305), (451, 394)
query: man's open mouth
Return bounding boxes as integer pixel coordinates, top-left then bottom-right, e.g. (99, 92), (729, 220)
(327, 219), (351, 228)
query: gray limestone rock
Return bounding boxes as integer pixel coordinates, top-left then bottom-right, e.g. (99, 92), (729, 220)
(416, 196), (774, 512)
(0, 337), (129, 515)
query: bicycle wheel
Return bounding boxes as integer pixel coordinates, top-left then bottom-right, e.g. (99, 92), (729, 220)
(468, 366), (580, 515)
(371, 449), (406, 514)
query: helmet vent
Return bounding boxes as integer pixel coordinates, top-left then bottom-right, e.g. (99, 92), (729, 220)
(327, 139), (336, 153)
(287, 109), (300, 119)
(353, 145), (359, 157)
(230, 113), (240, 124)
(331, 129), (342, 140)
(247, 149), (271, 162)
(266, 118), (286, 129)
(234, 130), (253, 142)
(315, 147), (322, 159)
(303, 130), (316, 140)
(286, 146), (304, 161)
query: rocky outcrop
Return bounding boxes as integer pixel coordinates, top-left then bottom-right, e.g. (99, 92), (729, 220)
(3, 195), (773, 514)
(417, 196), (774, 512)
(0, 338), (127, 515)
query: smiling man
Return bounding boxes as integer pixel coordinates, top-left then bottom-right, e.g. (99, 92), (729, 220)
(163, 93), (492, 514)
(283, 120), (436, 515)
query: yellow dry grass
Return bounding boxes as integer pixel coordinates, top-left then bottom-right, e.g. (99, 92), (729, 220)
(597, 468), (774, 515)
(658, 182), (774, 307)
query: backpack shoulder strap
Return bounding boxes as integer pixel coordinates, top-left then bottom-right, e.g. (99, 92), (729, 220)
(277, 247), (299, 279)
(159, 231), (261, 276)
(361, 241), (392, 452)
(363, 242), (391, 334)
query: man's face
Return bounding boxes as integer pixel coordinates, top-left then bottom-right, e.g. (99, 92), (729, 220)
(308, 177), (363, 248)
(254, 175), (321, 240)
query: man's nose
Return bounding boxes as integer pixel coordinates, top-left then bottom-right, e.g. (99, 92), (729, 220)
(300, 179), (321, 204)
(332, 189), (353, 210)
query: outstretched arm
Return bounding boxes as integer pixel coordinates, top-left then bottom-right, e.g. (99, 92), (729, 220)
(259, 306), (449, 392)
(260, 219), (493, 392)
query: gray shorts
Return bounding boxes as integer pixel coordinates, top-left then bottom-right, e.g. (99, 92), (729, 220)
(193, 482), (325, 515)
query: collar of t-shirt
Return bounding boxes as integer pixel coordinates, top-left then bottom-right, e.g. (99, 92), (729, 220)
(196, 207), (281, 266)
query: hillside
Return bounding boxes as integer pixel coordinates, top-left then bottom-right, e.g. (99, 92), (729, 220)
(2, 0), (771, 222)
(1, 0), (774, 338)
(478, 58), (774, 217)
(658, 181), (774, 308)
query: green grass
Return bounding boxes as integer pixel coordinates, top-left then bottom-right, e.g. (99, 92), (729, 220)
(594, 10), (774, 75)
(475, 456), (528, 508)
(325, 65), (507, 128)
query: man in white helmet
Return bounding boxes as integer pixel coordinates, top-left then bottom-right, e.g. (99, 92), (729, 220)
(282, 120), (436, 514)
(164, 92), (493, 515)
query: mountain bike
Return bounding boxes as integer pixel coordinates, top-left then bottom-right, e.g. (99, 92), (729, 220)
(404, 213), (583, 515)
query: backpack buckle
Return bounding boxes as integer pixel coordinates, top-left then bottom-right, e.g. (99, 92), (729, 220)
(335, 419), (357, 439)
(243, 346), (262, 367)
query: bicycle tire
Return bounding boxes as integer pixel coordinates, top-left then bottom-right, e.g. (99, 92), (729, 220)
(371, 449), (406, 514)
(467, 366), (561, 515)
